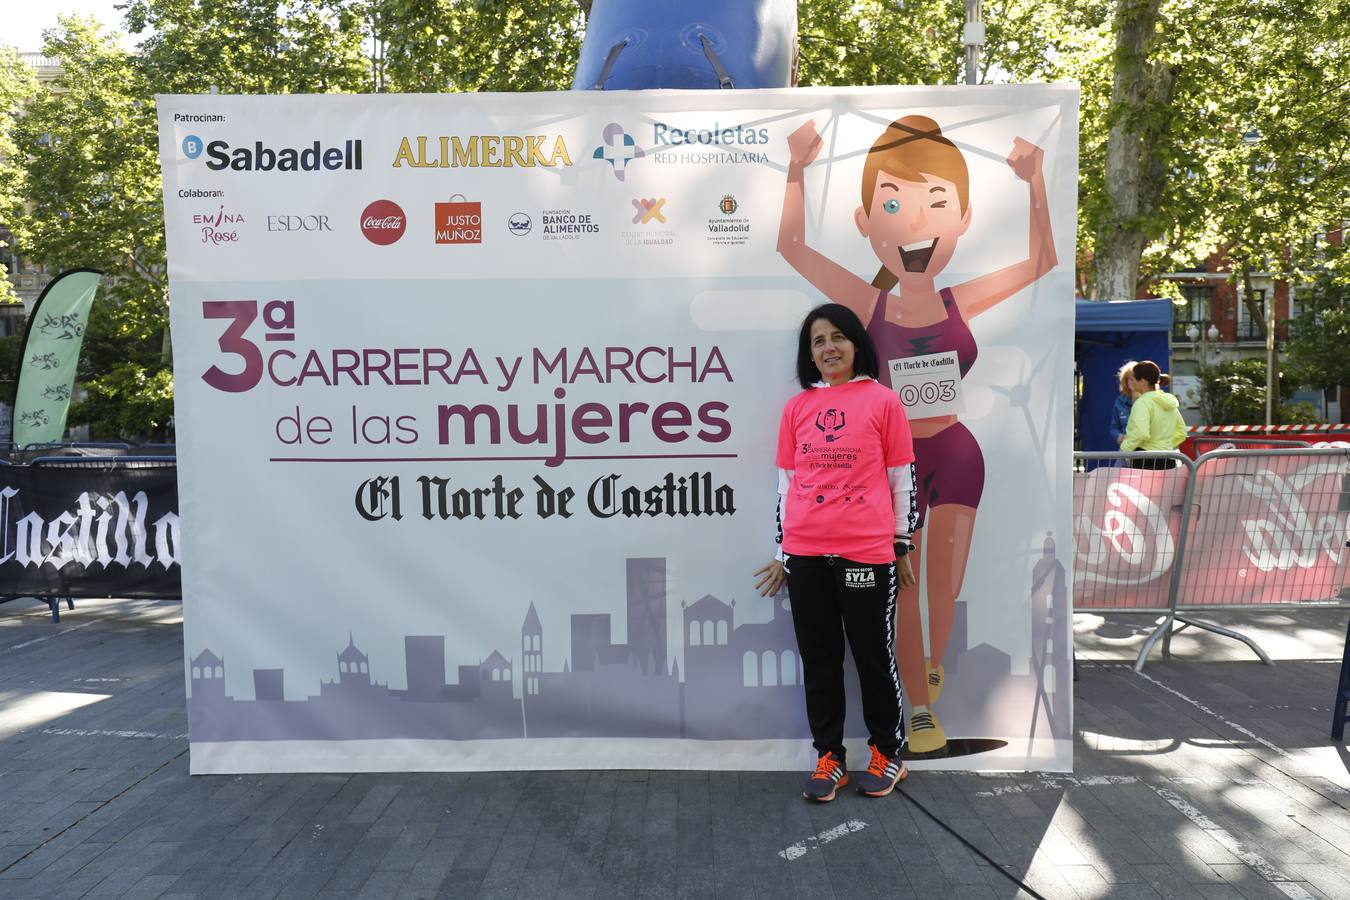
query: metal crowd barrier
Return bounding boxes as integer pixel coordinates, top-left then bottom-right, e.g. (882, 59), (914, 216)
(1190, 436), (1312, 455)
(29, 455), (177, 470)
(1074, 448), (1350, 670)
(4, 441), (174, 466)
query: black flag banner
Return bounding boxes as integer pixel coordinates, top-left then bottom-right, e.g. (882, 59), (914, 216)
(0, 465), (181, 598)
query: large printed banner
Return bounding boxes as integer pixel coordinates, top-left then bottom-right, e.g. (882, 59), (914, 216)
(0, 464), (179, 598)
(157, 85), (1078, 774)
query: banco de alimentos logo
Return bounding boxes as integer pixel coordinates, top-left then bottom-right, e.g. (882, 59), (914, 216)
(592, 124), (645, 182)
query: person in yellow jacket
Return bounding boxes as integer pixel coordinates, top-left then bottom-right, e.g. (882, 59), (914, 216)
(1120, 360), (1187, 469)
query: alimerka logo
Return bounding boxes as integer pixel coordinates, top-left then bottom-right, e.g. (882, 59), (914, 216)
(392, 135), (572, 168)
(183, 134), (362, 172)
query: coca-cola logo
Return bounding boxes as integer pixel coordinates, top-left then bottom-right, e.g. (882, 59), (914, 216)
(360, 200), (406, 245)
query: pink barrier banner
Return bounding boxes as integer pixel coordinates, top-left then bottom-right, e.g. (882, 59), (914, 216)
(1180, 454), (1350, 606)
(1073, 454), (1350, 610)
(1073, 466), (1188, 609)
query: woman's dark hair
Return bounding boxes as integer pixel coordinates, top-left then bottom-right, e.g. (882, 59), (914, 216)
(1131, 360), (1170, 389)
(796, 303), (880, 388)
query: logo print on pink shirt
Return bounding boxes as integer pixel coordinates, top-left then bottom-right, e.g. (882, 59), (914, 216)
(815, 409), (846, 442)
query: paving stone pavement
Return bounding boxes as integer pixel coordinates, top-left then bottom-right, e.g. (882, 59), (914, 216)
(2, 598), (1349, 899)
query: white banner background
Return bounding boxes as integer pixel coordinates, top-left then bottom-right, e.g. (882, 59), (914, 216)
(158, 85), (1078, 774)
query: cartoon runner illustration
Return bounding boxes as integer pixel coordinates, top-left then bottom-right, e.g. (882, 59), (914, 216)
(778, 114), (1056, 752)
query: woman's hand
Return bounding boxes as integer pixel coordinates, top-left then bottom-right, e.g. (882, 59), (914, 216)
(897, 555), (916, 588)
(787, 120), (824, 168)
(754, 559), (786, 597)
(1007, 137), (1044, 183)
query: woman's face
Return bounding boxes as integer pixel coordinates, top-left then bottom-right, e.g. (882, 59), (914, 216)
(809, 318), (856, 382)
(855, 169), (971, 278)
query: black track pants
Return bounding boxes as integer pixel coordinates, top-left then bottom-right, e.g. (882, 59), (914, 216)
(784, 554), (904, 761)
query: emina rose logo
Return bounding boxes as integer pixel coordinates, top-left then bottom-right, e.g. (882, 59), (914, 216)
(361, 200), (405, 245)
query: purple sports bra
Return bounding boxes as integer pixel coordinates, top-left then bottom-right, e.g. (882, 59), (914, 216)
(866, 287), (978, 391)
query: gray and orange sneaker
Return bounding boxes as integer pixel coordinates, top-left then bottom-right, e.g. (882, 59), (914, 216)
(855, 745), (908, 797)
(802, 752), (849, 802)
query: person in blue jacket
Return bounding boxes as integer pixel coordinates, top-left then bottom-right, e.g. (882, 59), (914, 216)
(1108, 361), (1137, 447)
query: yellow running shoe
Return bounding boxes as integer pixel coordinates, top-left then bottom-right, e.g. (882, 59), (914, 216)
(908, 708), (947, 753)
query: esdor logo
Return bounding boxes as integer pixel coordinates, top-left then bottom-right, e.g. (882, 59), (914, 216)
(267, 214), (332, 233)
(361, 200), (406, 245)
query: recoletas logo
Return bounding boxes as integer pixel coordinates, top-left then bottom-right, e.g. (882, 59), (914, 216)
(360, 200), (406, 245)
(593, 124), (644, 182)
(181, 134), (362, 172)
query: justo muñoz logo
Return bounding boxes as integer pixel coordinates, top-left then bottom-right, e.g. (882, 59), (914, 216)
(361, 200), (406, 245)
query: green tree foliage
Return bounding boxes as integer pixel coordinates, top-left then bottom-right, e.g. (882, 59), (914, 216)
(8, 3), (371, 441)
(70, 361), (175, 440)
(1039, 0), (1350, 306)
(371, 0), (584, 92)
(0, 49), (38, 307)
(123, 0), (371, 94)
(1285, 247), (1350, 391)
(1196, 358), (1320, 425)
(6, 20), (169, 440)
(795, 0), (962, 87)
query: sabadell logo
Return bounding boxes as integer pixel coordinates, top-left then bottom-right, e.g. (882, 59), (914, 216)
(361, 200), (406, 245)
(182, 134), (362, 172)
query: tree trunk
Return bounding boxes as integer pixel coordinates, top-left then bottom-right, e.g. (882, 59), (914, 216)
(1094, 0), (1177, 302)
(1241, 263), (1266, 338)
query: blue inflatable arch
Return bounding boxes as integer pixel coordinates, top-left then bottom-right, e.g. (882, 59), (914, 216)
(573, 0), (798, 90)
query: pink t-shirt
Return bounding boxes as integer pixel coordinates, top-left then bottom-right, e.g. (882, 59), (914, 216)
(775, 378), (916, 564)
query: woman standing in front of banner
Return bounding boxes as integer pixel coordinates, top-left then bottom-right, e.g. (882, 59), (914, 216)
(777, 115), (1057, 752)
(754, 303), (919, 802)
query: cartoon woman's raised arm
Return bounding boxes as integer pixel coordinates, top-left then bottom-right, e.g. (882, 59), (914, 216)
(778, 120), (879, 322)
(949, 138), (1057, 319)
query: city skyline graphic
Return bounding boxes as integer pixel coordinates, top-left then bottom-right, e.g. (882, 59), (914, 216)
(189, 546), (1070, 744)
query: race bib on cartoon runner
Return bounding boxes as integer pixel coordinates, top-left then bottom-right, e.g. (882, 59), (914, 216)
(887, 351), (964, 418)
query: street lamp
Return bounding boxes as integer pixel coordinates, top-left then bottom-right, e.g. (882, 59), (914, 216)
(1186, 323), (1220, 362)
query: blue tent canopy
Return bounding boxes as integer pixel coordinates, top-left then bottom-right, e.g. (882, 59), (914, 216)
(1075, 299), (1174, 455)
(1075, 298), (1174, 332)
